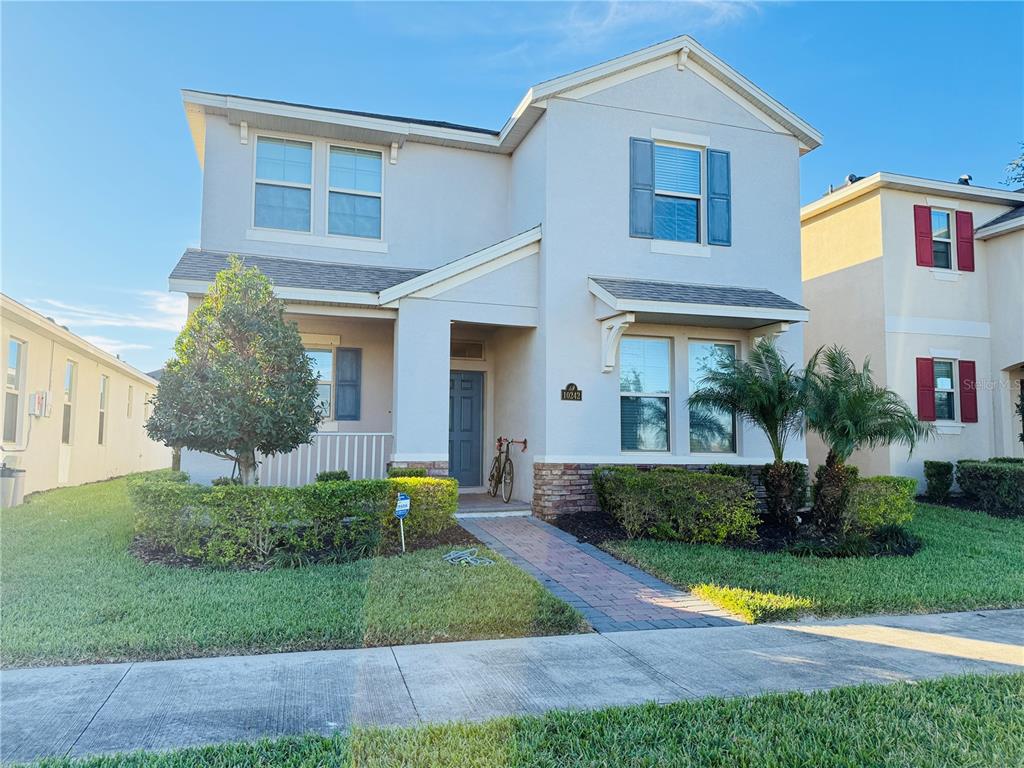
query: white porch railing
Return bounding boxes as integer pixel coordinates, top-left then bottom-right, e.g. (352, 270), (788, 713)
(258, 432), (393, 487)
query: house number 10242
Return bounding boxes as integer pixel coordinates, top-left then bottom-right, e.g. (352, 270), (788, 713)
(560, 383), (582, 401)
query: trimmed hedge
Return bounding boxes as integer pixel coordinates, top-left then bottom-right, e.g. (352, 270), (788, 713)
(923, 461), (954, 503)
(387, 467), (428, 478)
(128, 474), (458, 567)
(846, 476), (917, 533)
(592, 465), (758, 545)
(315, 470), (350, 482)
(956, 460), (1024, 517)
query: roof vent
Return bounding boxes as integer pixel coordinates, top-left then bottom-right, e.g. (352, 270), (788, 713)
(957, 174), (972, 185)
(845, 173), (863, 186)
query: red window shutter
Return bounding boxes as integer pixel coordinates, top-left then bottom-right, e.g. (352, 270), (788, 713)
(914, 205), (933, 267)
(955, 211), (975, 271)
(916, 357), (936, 421)
(959, 360), (978, 423)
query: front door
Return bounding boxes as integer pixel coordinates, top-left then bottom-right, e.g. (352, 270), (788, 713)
(449, 371), (483, 487)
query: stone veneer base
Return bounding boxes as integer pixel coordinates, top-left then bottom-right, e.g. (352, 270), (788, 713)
(388, 460), (449, 478)
(532, 462), (768, 518)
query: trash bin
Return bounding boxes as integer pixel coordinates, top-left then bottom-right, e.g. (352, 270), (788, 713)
(0, 465), (26, 508)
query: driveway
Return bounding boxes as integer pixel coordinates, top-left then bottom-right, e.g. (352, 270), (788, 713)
(3, 609), (1022, 762)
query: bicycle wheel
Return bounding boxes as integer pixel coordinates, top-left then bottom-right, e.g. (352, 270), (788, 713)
(501, 457), (514, 503)
(487, 456), (501, 497)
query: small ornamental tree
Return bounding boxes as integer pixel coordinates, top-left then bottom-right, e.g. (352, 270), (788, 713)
(146, 256), (321, 484)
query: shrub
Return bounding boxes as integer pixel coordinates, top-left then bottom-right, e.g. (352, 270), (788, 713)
(846, 476), (917, 533)
(956, 460), (1024, 517)
(315, 470), (351, 482)
(761, 461), (809, 530)
(387, 467), (428, 478)
(592, 465), (758, 545)
(923, 461), (953, 503)
(129, 475), (459, 567)
(990, 457), (1024, 464)
(211, 476), (241, 486)
(706, 464), (750, 481)
(809, 463), (859, 536)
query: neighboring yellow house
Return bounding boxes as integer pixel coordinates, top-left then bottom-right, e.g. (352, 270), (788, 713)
(1, 294), (171, 497)
(802, 173), (1024, 485)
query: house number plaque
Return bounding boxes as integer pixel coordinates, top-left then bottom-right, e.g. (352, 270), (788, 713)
(560, 383), (583, 401)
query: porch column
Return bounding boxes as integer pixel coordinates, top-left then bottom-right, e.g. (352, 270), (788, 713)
(391, 298), (451, 475)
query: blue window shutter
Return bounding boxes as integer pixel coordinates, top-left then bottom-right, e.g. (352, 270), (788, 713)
(335, 348), (361, 421)
(707, 149), (731, 246)
(629, 138), (655, 238)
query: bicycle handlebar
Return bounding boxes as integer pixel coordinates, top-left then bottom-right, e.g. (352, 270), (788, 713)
(495, 436), (528, 452)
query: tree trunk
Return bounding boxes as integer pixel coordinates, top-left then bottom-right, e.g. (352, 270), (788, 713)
(237, 450), (258, 486)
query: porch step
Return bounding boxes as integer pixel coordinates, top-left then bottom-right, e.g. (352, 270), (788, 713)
(456, 492), (532, 518)
(456, 509), (532, 519)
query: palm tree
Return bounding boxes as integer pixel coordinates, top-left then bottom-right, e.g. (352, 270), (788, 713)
(805, 345), (933, 469)
(688, 337), (813, 528)
(687, 336), (812, 464)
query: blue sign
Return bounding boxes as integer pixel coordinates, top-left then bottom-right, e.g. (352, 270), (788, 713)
(394, 492), (410, 519)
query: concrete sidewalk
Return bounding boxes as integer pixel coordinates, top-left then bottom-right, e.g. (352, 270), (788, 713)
(3, 609), (1022, 763)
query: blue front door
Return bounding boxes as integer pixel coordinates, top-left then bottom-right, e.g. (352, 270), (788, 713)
(449, 371), (483, 487)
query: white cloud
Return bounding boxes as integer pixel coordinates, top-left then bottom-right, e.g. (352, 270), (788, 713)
(27, 291), (187, 333)
(81, 336), (152, 356)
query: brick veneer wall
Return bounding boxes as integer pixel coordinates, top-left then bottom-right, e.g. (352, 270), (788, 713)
(388, 460), (449, 478)
(532, 462), (769, 518)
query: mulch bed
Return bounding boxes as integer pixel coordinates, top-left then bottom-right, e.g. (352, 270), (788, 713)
(131, 524), (483, 570)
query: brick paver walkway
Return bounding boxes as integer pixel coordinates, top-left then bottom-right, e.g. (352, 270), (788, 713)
(460, 516), (741, 631)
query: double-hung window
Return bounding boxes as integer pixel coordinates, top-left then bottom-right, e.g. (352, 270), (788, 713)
(62, 360), (76, 445)
(97, 375), (109, 445)
(254, 137), (312, 232)
(933, 359), (956, 420)
(619, 337), (671, 451)
(931, 210), (952, 269)
(688, 341), (737, 453)
(3, 338), (25, 444)
(328, 147), (382, 239)
(654, 145), (701, 243)
(306, 349), (334, 421)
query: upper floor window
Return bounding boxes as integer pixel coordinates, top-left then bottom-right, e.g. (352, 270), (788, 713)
(3, 338), (25, 444)
(254, 137), (312, 232)
(328, 147), (382, 239)
(931, 210), (952, 269)
(654, 145), (701, 243)
(620, 337), (671, 452)
(62, 360), (76, 445)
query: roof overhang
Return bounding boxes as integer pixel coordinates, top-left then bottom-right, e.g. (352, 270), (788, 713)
(183, 35), (821, 167)
(589, 278), (808, 330)
(802, 173), (1024, 222)
(975, 214), (1024, 240)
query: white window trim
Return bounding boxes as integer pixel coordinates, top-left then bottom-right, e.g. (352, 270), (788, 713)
(930, 209), (954, 272)
(326, 144), (385, 242)
(62, 359), (76, 446)
(251, 133), (314, 234)
(687, 339), (738, 455)
(3, 336), (26, 445)
(98, 374), (109, 446)
(653, 141), (704, 246)
(933, 357), (957, 423)
(619, 335), (672, 453)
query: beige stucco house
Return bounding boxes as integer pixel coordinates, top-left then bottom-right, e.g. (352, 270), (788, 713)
(0, 294), (171, 497)
(802, 173), (1024, 484)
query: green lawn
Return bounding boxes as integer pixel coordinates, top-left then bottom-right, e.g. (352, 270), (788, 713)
(1, 478), (585, 668)
(607, 504), (1024, 622)
(24, 674), (1024, 767)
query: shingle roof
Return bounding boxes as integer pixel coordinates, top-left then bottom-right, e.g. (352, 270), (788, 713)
(591, 277), (807, 312)
(170, 250), (426, 294)
(978, 205), (1024, 230)
(187, 90), (500, 136)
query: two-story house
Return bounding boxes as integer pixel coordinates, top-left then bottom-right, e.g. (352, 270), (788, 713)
(170, 35), (822, 515)
(802, 173), (1024, 485)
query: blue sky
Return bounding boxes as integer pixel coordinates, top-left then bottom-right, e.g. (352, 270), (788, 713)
(3, 1), (1021, 373)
